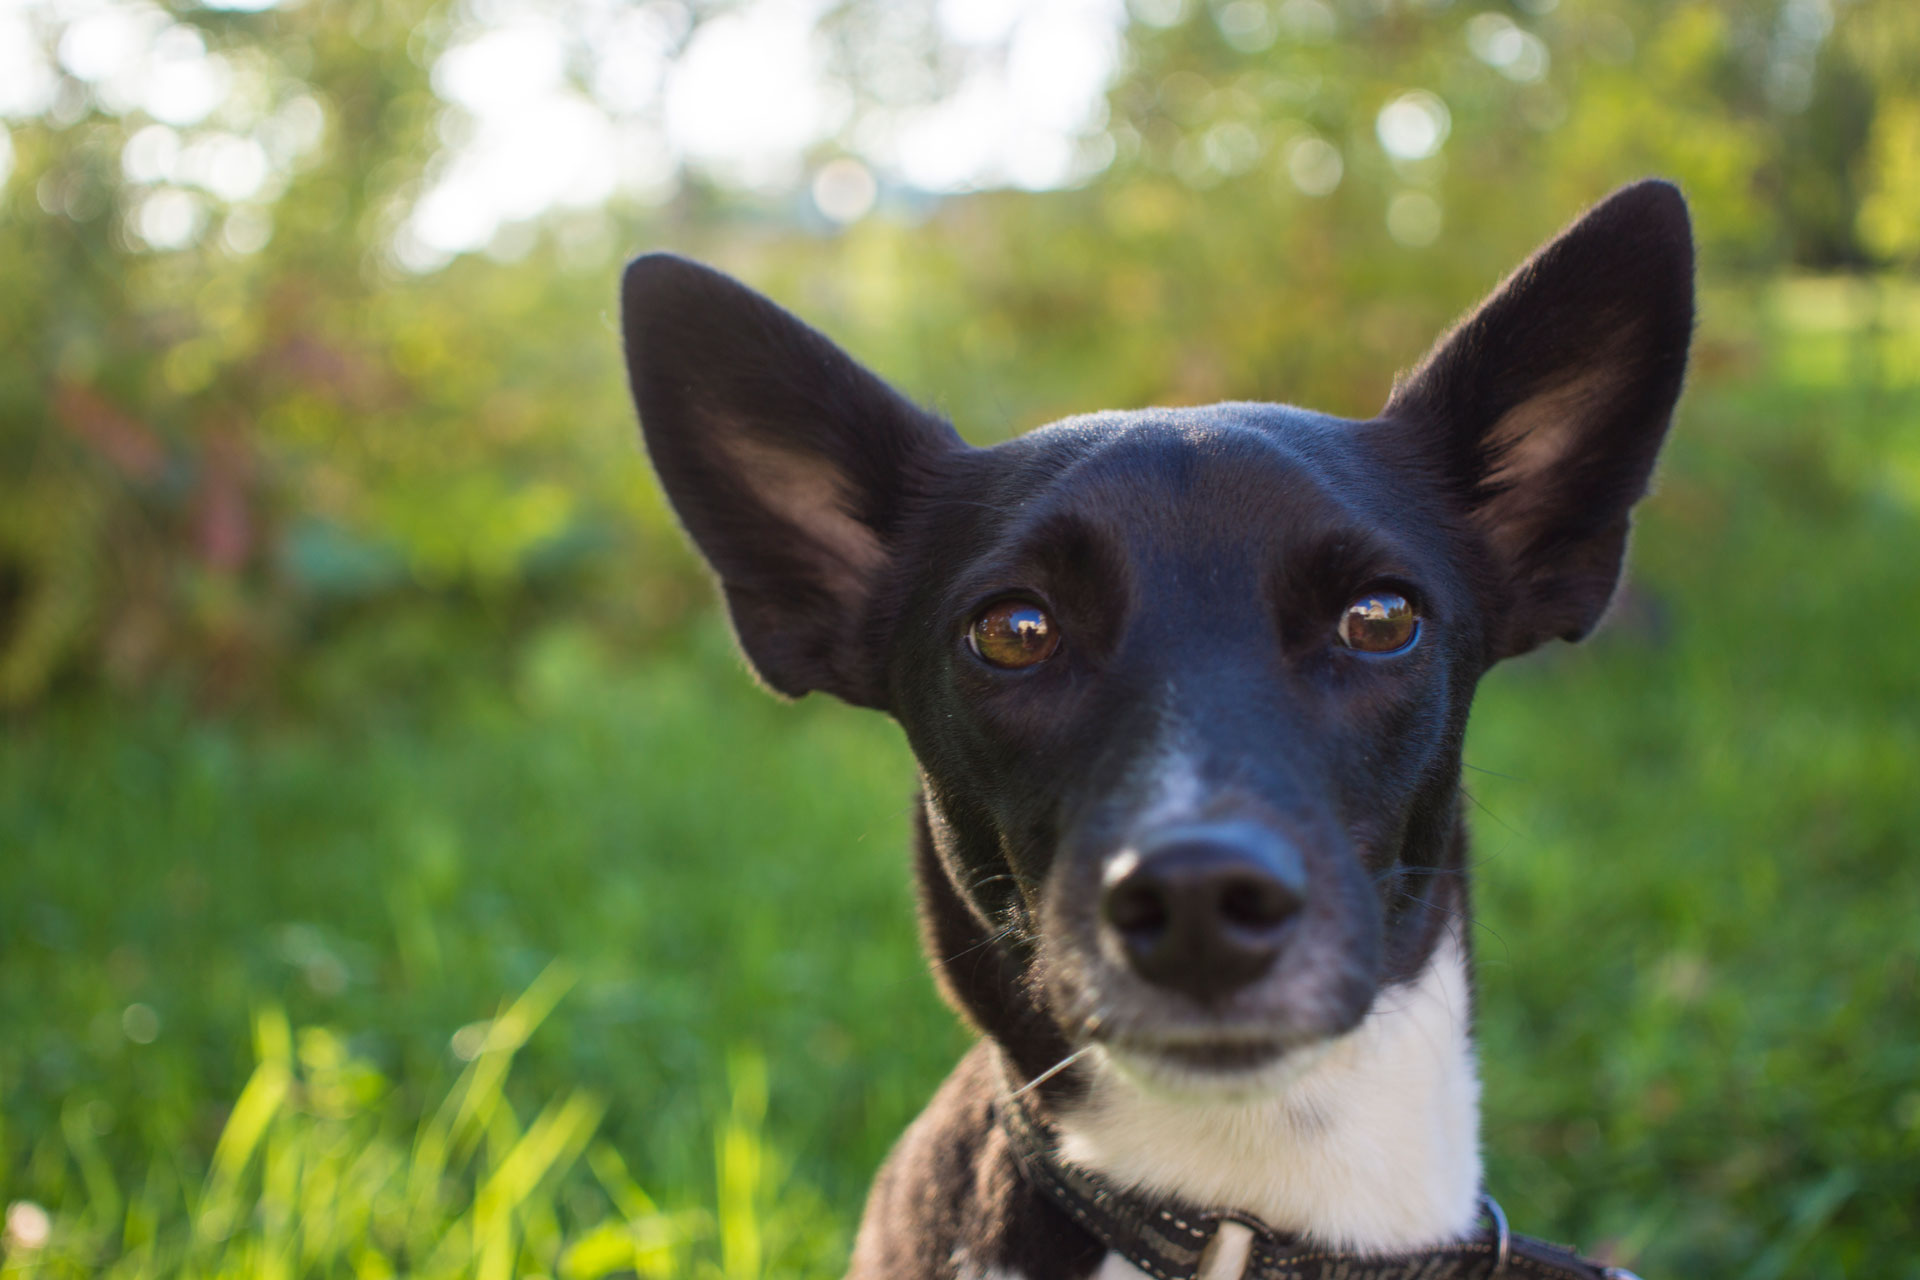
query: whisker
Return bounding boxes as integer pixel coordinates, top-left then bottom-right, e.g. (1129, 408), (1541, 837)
(1459, 785), (1522, 838)
(1010, 1045), (1094, 1098)
(1396, 889), (1511, 963)
(942, 923), (1019, 965)
(1395, 889), (1474, 925)
(1461, 761), (1522, 781)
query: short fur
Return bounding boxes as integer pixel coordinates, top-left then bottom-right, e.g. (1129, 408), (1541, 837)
(619, 180), (1694, 1279)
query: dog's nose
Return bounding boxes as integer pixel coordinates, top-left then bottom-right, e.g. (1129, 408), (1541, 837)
(1101, 822), (1306, 1002)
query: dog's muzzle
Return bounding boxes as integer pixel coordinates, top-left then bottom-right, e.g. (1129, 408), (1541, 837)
(1100, 821), (1307, 1004)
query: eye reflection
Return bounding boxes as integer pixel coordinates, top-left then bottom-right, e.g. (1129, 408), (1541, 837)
(969, 601), (1061, 669)
(1338, 591), (1418, 653)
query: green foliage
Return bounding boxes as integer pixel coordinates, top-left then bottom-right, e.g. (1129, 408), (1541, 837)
(4, 0), (1920, 705)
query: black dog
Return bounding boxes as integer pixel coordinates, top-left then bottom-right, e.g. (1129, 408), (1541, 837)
(620, 181), (1691, 1280)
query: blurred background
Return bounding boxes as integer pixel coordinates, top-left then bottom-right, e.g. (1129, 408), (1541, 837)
(2, 0), (1917, 1274)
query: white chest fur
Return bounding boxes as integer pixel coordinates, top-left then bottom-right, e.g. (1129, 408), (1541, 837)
(1058, 936), (1484, 1259)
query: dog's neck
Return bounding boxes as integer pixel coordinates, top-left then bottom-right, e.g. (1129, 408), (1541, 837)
(1054, 935), (1483, 1260)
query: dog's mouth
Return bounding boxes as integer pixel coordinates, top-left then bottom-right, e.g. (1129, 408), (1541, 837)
(1059, 959), (1377, 1096)
(1057, 945), (1379, 1085)
(1126, 1037), (1286, 1071)
(1094, 1031), (1339, 1098)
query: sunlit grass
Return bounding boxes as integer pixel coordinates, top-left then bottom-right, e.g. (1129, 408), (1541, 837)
(0, 965), (842, 1280)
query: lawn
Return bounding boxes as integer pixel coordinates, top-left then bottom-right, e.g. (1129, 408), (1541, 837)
(3, 338), (1917, 1277)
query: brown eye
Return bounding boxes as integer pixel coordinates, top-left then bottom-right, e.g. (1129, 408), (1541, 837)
(968, 600), (1061, 669)
(1338, 591), (1418, 654)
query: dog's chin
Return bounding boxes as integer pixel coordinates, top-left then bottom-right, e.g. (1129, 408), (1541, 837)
(1098, 1035), (1337, 1103)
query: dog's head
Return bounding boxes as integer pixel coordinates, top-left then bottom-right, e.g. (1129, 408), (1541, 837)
(620, 181), (1692, 1099)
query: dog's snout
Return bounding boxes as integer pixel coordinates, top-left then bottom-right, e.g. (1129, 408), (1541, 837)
(1100, 822), (1306, 1002)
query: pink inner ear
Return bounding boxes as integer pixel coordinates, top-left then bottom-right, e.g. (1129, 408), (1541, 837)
(719, 431), (886, 606)
(1474, 362), (1622, 562)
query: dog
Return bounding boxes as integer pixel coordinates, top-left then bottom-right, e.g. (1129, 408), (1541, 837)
(619, 180), (1691, 1280)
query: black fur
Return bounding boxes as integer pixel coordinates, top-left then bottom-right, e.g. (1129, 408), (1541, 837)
(619, 180), (1694, 1279)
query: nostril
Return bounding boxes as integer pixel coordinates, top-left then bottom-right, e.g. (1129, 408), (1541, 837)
(1103, 878), (1169, 938)
(1219, 874), (1300, 932)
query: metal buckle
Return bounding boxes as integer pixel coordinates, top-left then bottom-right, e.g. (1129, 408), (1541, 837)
(1480, 1194), (1512, 1277)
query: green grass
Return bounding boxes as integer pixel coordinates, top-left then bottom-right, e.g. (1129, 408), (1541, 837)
(1, 617), (954, 1277)
(4, 358), (1918, 1276)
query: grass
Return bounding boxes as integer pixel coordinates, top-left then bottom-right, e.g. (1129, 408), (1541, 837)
(3, 339), (1918, 1276)
(1, 617), (949, 1277)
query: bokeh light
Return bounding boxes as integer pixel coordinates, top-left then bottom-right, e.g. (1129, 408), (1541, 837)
(1376, 91), (1451, 162)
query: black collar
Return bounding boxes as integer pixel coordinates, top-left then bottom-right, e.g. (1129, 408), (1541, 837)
(997, 1088), (1640, 1280)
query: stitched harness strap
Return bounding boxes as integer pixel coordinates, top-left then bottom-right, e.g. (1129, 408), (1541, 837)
(996, 1090), (1641, 1280)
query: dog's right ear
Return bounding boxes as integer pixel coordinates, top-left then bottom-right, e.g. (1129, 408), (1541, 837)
(621, 254), (964, 708)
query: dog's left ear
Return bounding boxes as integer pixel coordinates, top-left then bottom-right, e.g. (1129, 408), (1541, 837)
(621, 254), (964, 708)
(1385, 179), (1694, 660)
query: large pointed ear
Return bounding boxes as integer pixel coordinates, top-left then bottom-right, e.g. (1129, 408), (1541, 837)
(621, 254), (964, 707)
(1384, 180), (1694, 661)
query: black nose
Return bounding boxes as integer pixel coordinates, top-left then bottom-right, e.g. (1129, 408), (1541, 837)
(1101, 822), (1307, 1002)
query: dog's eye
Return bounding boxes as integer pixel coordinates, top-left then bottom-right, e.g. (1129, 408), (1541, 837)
(968, 600), (1061, 668)
(1338, 591), (1418, 653)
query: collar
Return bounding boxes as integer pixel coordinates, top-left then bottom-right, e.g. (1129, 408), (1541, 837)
(997, 1088), (1643, 1280)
